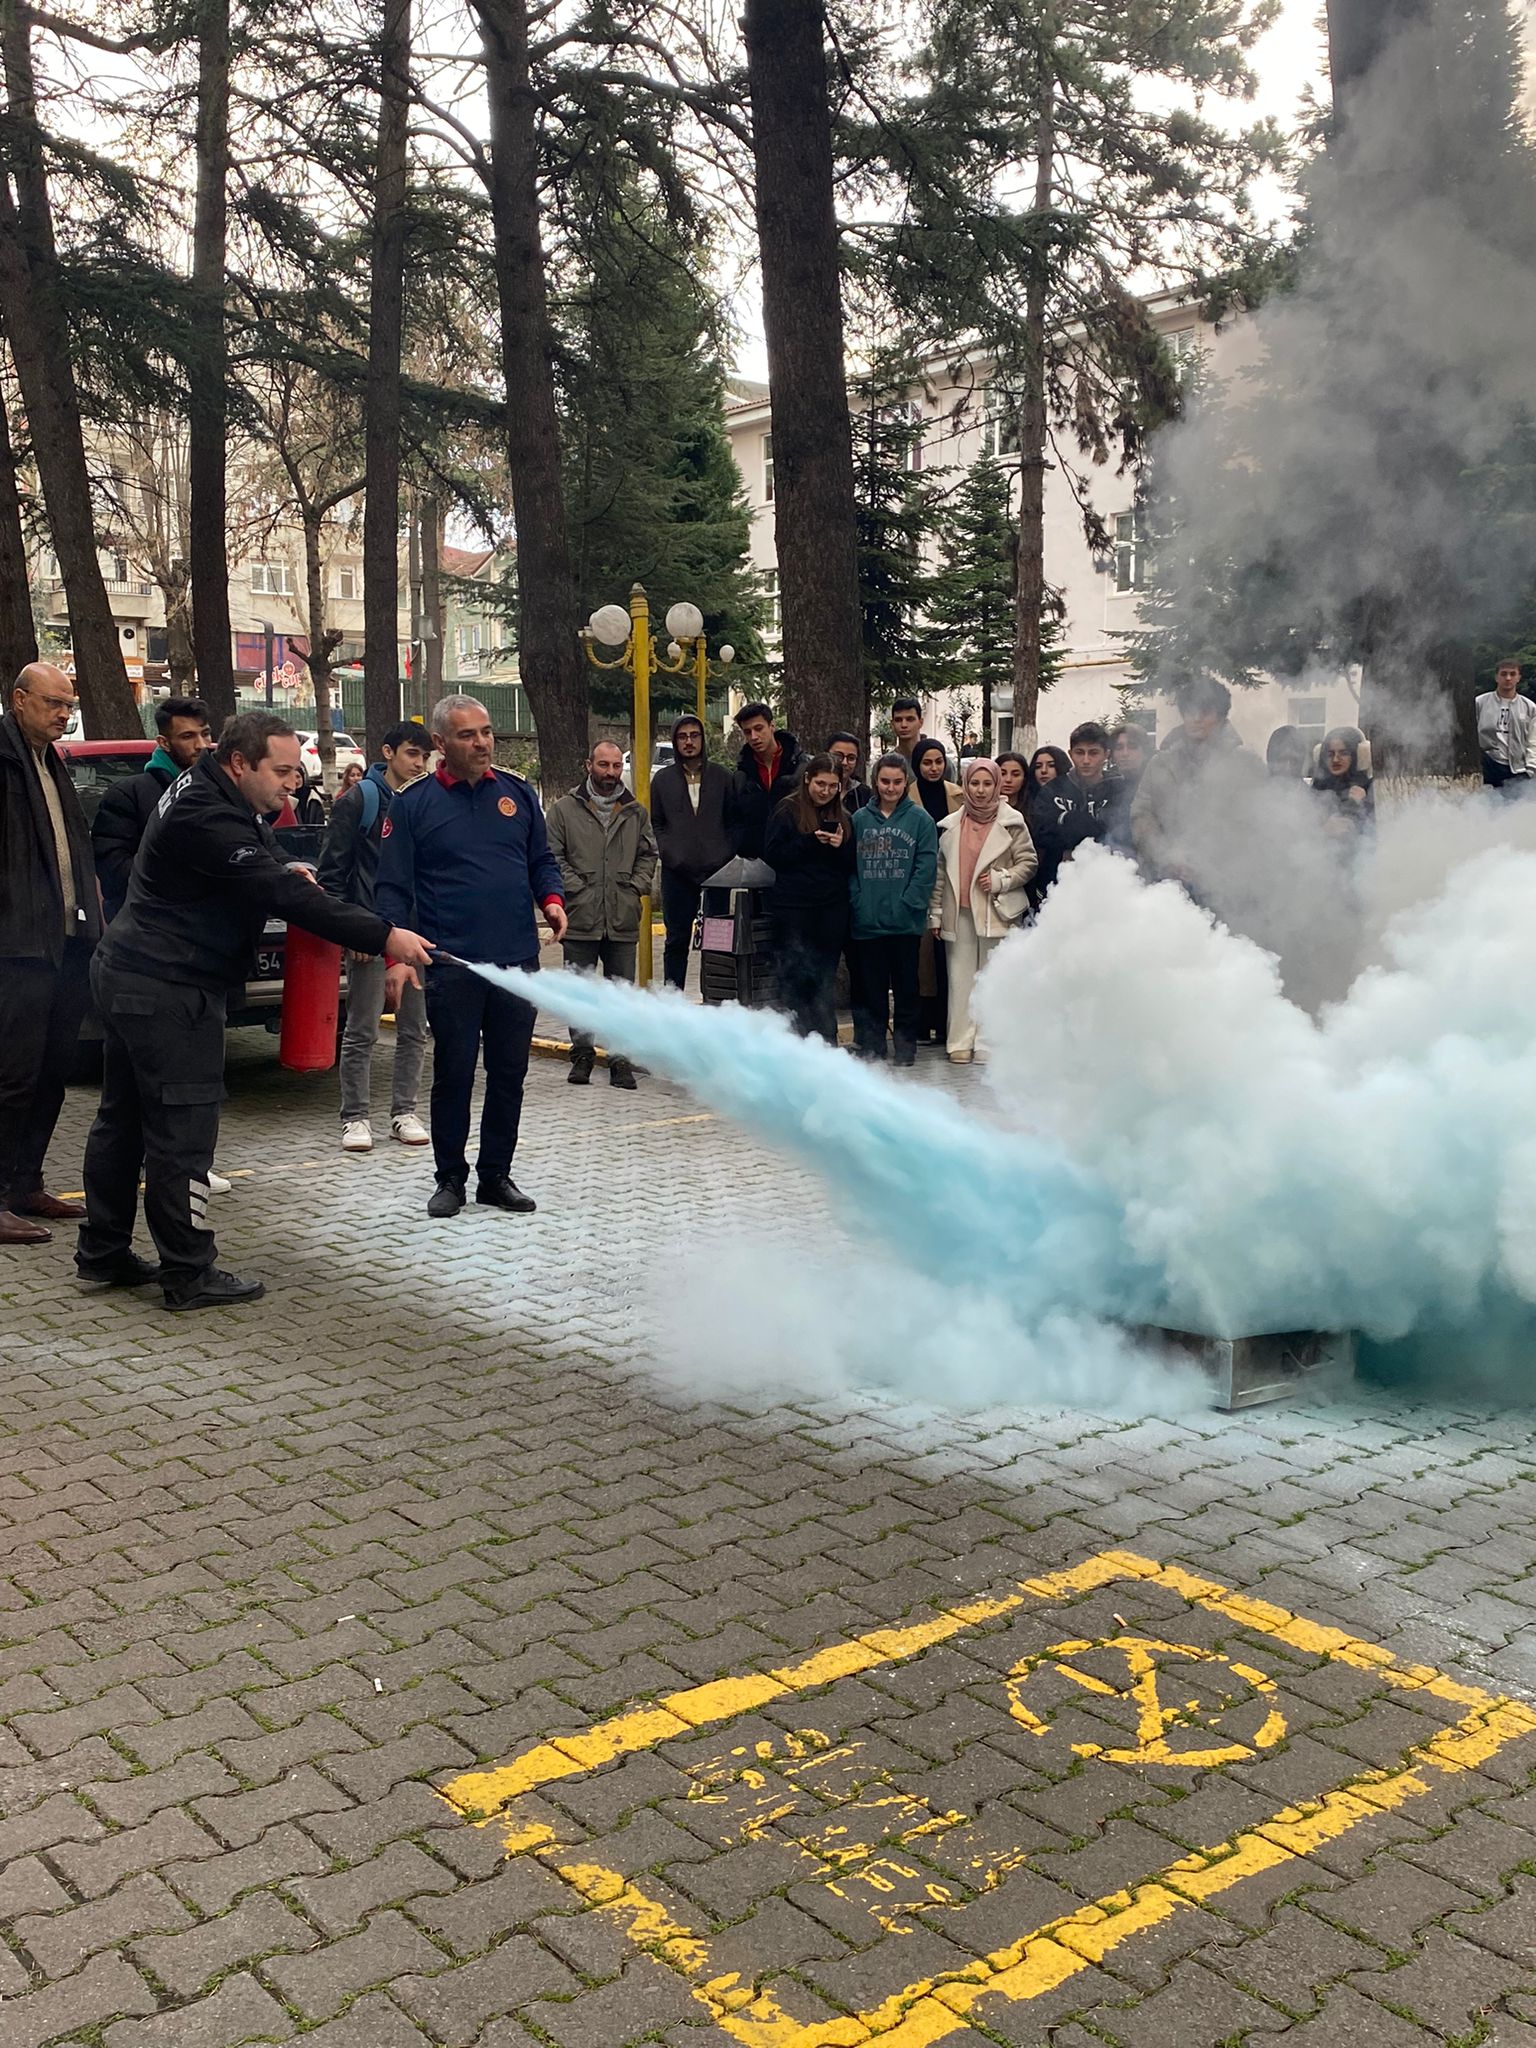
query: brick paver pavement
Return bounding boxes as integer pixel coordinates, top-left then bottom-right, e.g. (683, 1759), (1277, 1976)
(0, 1024), (1534, 2045)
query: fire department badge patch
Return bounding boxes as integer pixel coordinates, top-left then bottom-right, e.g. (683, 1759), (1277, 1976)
(498, 796), (517, 817)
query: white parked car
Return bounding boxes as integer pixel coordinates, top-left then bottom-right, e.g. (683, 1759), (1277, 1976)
(296, 730), (365, 782)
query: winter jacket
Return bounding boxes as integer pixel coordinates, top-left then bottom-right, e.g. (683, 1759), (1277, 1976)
(850, 796), (938, 938)
(375, 763), (563, 965)
(0, 710), (100, 962)
(91, 744), (177, 920)
(102, 750), (389, 991)
(546, 785), (659, 943)
(316, 762), (394, 910)
(649, 760), (737, 883)
(1037, 772), (1132, 892)
(929, 805), (1038, 939)
(841, 779), (873, 814)
(1475, 690), (1536, 775)
(1130, 722), (1266, 884)
(764, 794), (855, 914)
(733, 729), (805, 857)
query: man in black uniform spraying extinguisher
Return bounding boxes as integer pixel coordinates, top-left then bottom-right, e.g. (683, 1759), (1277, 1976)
(77, 711), (435, 1310)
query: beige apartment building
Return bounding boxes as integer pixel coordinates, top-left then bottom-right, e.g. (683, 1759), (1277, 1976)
(724, 296), (1361, 759)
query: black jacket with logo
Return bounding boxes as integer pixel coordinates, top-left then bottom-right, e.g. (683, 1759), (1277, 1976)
(102, 752), (391, 991)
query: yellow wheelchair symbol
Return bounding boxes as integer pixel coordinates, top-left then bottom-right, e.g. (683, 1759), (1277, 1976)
(1006, 1633), (1287, 1767)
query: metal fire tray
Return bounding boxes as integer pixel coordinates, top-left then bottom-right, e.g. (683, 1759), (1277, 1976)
(1134, 1327), (1356, 1411)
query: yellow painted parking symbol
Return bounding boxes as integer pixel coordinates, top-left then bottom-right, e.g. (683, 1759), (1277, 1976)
(438, 1549), (1536, 2047)
(1006, 1632), (1287, 1767)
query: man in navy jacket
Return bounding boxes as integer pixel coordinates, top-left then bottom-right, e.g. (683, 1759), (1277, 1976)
(378, 694), (567, 1219)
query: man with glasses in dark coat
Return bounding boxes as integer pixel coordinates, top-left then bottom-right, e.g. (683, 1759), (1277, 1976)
(0, 662), (101, 1247)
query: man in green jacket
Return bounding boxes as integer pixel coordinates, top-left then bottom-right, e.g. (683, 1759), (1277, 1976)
(849, 752), (938, 1066)
(547, 740), (659, 1089)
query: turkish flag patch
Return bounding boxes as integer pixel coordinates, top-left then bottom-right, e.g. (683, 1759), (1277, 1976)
(380, 817), (393, 838)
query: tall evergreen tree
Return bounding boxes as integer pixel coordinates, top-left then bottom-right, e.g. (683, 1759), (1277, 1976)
(919, 454), (1058, 749)
(849, 376), (935, 712)
(556, 166), (762, 726)
(744, 0), (864, 746)
(859, 0), (1281, 749)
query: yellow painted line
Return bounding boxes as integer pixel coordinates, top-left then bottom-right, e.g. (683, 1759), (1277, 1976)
(437, 1546), (1536, 2044)
(439, 1585), (1043, 1820)
(538, 1691), (1536, 2048)
(1100, 1551), (1500, 1712)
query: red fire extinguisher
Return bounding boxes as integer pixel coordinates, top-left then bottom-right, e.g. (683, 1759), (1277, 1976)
(280, 923), (343, 1072)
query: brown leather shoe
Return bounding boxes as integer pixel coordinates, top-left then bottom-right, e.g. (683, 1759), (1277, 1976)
(0, 1209), (51, 1244)
(13, 1191), (86, 1220)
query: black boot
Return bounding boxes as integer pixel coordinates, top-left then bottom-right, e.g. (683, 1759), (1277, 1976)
(609, 1057), (637, 1090)
(568, 1045), (595, 1086)
(427, 1181), (466, 1218)
(163, 1267), (265, 1311)
(892, 1039), (917, 1068)
(476, 1175), (537, 1213)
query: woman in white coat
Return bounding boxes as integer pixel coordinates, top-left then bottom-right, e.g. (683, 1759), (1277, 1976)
(929, 757), (1037, 1062)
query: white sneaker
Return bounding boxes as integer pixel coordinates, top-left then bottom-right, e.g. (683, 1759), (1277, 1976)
(207, 1170), (232, 1194)
(391, 1113), (430, 1147)
(341, 1120), (374, 1152)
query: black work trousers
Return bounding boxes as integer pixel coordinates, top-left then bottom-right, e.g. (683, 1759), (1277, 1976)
(424, 958), (537, 1188)
(659, 868), (701, 992)
(852, 933), (921, 1059)
(771, 902), (846, 1043)
(79, 961), (226, 1285)
(0, 940), (92, 1205)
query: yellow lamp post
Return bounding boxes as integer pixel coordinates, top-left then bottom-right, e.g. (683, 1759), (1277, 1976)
(578, 582), (735, 985)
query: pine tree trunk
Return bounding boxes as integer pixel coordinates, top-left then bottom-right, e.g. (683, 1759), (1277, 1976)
(744, 0), (862, 749)
(189, 0), (234, 728)
(362, 0), (410, 753)
(0, 3), (135, 736)
(302, 511), (336, 783)
(1011, 51), (1054, 757)
(421, 496), (444, 702)
(165, 572), (195, 689)
(0, 367), (36, 681)
(476, 0), (589, 797)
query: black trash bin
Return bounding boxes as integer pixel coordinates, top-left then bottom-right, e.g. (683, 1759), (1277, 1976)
(696, 855), (777, 1006)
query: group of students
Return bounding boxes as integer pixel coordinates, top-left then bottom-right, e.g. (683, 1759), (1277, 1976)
(756, 691), (1385, 1063)
(760, 715), (1148, 1064)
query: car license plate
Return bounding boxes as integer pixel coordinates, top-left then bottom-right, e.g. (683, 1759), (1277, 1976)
(256, 945), (284, 978)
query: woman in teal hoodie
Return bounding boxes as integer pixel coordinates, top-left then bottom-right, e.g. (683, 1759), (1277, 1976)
(849, 752), (939, 1065)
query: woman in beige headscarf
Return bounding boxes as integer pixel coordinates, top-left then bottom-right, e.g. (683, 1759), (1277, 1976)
(928, 758), (1036, 1063)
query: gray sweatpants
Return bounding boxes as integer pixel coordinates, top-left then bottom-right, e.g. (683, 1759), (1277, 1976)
(339, 953), (429, 1123)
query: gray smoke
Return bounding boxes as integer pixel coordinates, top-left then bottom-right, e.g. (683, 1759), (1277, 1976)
(1142, 1), (1536, 758)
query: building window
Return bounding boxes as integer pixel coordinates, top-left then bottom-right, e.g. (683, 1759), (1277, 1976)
(456, 623), (482, 674)
(981, 385), (1020, 459)
(762, 433), (774, 504)
(250, 562), (295, 596)
(900, 401), (924, 475)
(762, 568), (780, 639)
(1288, 696), (1327, 752)
(334, 565), (358, 601)
(1113, 512), (1142, 593)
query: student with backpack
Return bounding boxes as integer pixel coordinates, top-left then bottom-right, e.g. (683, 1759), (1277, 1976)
(316, 722), (435, 1154)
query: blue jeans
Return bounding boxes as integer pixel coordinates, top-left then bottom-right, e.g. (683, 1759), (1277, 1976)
(423, 958), (537, 1187)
